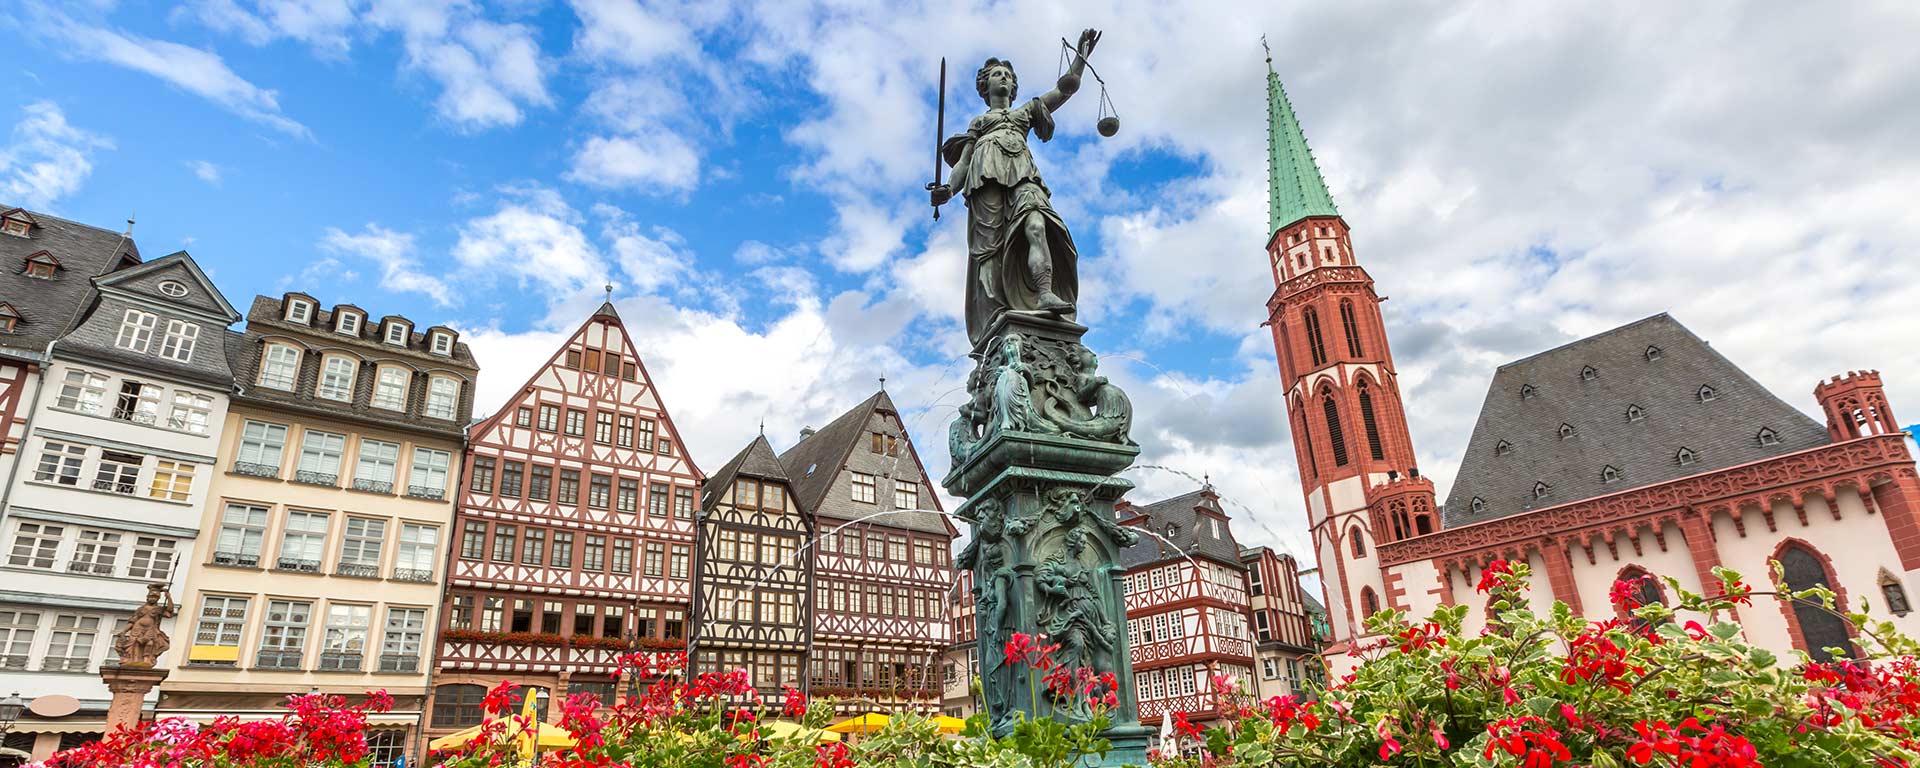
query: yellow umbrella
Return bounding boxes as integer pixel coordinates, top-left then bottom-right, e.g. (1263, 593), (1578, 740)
(428, 691), (578, 756)
(757, 719), (843, 743)
(825, 712), (891, 735)
(933, 716), (968, 735)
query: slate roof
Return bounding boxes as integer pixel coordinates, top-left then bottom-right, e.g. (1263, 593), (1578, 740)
(1117, 487), (1246, 570)
(702, 434), (790, 509)
(53, 251), (239, 389)
(1442, 313), (1829, 527)
(0, 206), (140, 362)
(776, 389), (952, 535)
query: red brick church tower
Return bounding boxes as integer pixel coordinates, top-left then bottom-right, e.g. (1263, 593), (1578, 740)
(1259, 56), (1434, 656)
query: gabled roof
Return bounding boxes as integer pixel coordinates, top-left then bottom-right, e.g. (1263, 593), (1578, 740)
(776, 389), (952, 535)
(95, 250), (241, 322)
(0, 208), (41, 225)
(0, 206), (140, 360)
(1442, 313), (1829, 527)
(1117, 486), (1245, 569)
(702, 434), (790, 508)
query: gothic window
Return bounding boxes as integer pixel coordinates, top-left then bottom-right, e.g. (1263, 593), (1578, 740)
(1883, 575), (1911, 616)
(1557, 423), (1575, 439)
(1757, 427), (1781, 446)
(1645, 345), (1663, 361)
(1494, 440), (1513, 456)
(1520, 384), (1537, 400)
(1294, 397), (1318, 479)
(1357, 381), (1385, 460)
(1360, 587), (1380, 617)
(1321, 394), (1348, 467)
(1779, 544), (1856, 662)
(1470, 497), (1485, 514)
(1675, 447), (1699, 466)
(1697, 385), (1718, 402)
(1580, 365), (1598, 381)
(1626, 404), (1645, 422)
(1303, 307), (1328, 367)
(1533, 481), (1551, 500)
(1338, 300), (1363, 357)
(1601, 465), (1622, 483)
(1349, 528), (1365, 558)
(1617, 567), (1669, 633)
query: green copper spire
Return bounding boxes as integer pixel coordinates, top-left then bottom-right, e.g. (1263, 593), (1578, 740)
(1266, 57), (1339, 235)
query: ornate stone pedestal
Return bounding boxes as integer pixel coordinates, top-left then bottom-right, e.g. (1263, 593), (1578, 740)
(99, 665), (167, 732)
(946, 313), (1151, 766)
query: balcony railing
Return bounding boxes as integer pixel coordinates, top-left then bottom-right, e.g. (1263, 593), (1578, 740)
(275, 557), (321, 573)
(405, 485), (445, 501)
(255, 649), (304, 670)
(392, 568), (435, 583)
(318, 652), (363, 672)
(90, 478), (136, 495)
(335, 562), (379, 578)
(293, 470), (338, 487)
(0, 654), (26, 670)
(232, 462), (279, 479)
(352, 478), (394, 494)
(211, 551), (261, 568)
(66, 561), (116, 576)
(378, 654), (419, 673)
(42, 655), (89, 673)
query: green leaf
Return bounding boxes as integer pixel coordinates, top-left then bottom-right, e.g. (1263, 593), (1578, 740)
(1710, 621), (1741, 640)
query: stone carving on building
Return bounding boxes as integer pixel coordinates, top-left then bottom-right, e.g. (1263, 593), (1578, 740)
(114, 584), (177, 668)
(949, 334), (1136, 459)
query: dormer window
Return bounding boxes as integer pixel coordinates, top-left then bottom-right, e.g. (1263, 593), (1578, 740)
(285, 299), (313, 324)
(1601, 465), (1622, 483)
(1494, 440), (1513, 456)
(383, 321), (410, 346)
(1580, 365), (1598, 381)
(1557, 423), (1576, 439)
(1626, 404), (1645, 422)
(0, 303), (20, 332)
(1533, 481), (1552, 499)
(1165, 523), (1178, 542)
(0, 210), (34, 238)
(1470, 497), (1485, 514)
(1645, 345), (1663, 361)
(1757, 427), (1781, 446)
(1697, 385), (1718, 402)
(335, 311), (361, 336)
(1676, 447), (1699, 466)
(24, 251), (58, 279)
(430, 331), (455, 357)
(1520, 384), (1537, 400)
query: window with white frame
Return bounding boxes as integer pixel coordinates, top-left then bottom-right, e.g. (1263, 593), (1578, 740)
(258, 599), (312, 659)
(851, 472), (877, 503)
(338, 518), (385, 575)
(278, 511), (329, 570)
(9, 522), (64, 568)
(214, 504), (268, 565)
(297, 431), (346, 482)
(380, 607), (426, 672)
(260, 344), (301, 390)
(0, 610), (37, 670)
(194, 596), (249, 650)
(167, 391), (213, 434)
(93, 451), (142, 494)
(148, 460), (195, 502)
(55, 370), (108, 413)
(160, 320), (198, 362)
(894, 483), (917, 511)
(285, 299), (312, 323)
(395, 524), (437, 580)
(33, 441), (86, 485)
(410, 448), (451, 495)
(112, 381), (162, 424)
(383, 322), (409, 346)
(354, 439), (399, 491)
(372, 367), (409, 410)
(44, 614), (100, 672)
(116, 310), (158, 352)
(127, 536), (176, 580)
(317, 357), (357, 401)
(430, 332), (453, 356)
(336, 311), (361, 335)
(236, 421), (288, 472)
(323, 604), (373, 666)
(425, 377), (458, 420)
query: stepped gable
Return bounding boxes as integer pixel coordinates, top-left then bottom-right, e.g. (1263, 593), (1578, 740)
(1442, 313), (1829, 527)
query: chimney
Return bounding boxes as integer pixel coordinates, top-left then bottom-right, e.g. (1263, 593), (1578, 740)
(799, 426), (816, 440)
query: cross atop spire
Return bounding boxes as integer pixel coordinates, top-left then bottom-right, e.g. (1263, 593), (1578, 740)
(1265, 53), (1339, 235)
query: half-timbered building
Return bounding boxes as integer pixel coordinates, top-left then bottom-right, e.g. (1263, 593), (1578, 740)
(783, 391), (956, 712)
(429, 302), (702, 737)
(1240, 546), (1326, 700)
(1117, 487), (1256, 728)
(690, 435), (812, 698)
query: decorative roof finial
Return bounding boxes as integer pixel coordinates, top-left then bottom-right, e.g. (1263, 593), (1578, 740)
(878, 375), (887, 392)
(124, 214), (135, 237)
(1261, 34), (1271, 65)
(604, 282), (613, 302)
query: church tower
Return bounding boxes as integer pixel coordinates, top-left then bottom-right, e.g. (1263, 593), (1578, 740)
(1261, 57), (1432, 662)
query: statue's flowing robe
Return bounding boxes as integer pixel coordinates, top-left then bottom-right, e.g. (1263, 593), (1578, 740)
(949, 98), (1080, 345)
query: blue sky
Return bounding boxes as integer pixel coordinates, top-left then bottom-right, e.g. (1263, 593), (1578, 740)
(6, 1), (1920, 560)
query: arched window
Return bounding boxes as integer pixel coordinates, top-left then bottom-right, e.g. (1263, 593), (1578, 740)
(1415, 516), (1433, 535)
(1580, 365), (1598, 381)
(1349, 527), (1366, 558)
(1294, 397), (1318, 479)
(1616, 567), (1669, 633)
(1626, 404), (1645, 422)
(1883, 575), (1911, 617)
(1360, 587), (1380, 617)
(1757, 427), (1781, 446)
(1303, 307), (1328, 367)
(1697, 385), (1718, 402)
(1322, 394), (1349, 467)
(432, 684), (487, 728)
(1779, 544), (1855, 662)
(1339, 300), (1363, 357)
(1357, 380), (1385, 461)
(1601, 465), (1622, 483)
(1675, 447), (1699, 466)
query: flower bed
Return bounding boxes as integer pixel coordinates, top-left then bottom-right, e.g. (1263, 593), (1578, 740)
(41, 564), (1920, 767)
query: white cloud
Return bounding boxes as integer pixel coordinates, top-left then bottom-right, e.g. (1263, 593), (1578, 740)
(320, 223), (455, 307)
(565, 134), (700, 193)
(186, 159), (222, 186)
(47, 16), (309, 138)
(597, 204), (693, 293)
(0, 101), (112, 210)
(452, 185), (608, 297)
(181, 0), (357, 55)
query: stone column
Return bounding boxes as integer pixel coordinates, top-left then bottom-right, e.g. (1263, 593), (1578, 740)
(98, 665), (169, 732)
(944, 313), (1151, 767)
